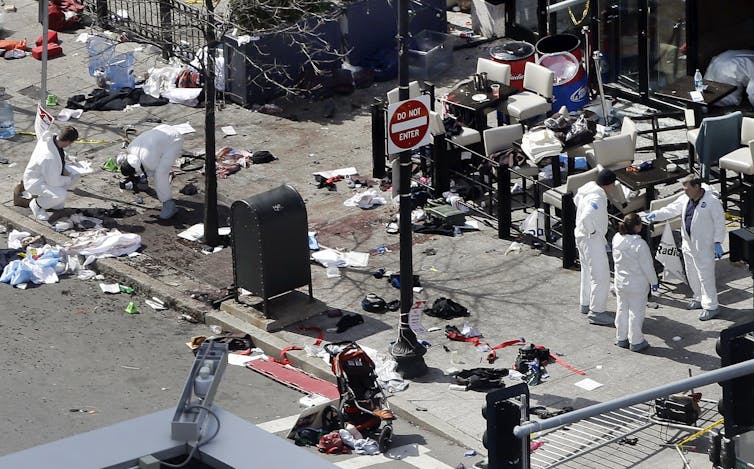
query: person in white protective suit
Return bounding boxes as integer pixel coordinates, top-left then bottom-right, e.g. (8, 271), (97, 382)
(574, 168), (616, 326)
(704, 50), (754, 108)
(644, 175), (726, 321)
(612, 213), (658, 352)
(22, 126), (80, 221)
(117, 124), (184, 220)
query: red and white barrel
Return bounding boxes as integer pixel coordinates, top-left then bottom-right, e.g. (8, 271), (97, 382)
(489, 41), (536, 91)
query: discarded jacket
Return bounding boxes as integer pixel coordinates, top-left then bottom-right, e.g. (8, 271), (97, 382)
(425, 297), (469, 319)
(66, 87), (168, 111)
(452, 367), (509, 390)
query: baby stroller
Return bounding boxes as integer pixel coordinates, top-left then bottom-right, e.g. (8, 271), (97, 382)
(324, 341), (395, 453)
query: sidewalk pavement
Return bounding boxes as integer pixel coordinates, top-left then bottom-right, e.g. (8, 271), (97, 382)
(2, 3), (754, 467)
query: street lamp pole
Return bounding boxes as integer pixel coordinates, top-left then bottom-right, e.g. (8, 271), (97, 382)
(203, 0), (219, 247)
(389, 0), (427, 379)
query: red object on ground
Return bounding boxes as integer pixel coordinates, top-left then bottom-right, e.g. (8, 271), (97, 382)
(32, 43), (63, 60)
(36, 31), (59, 46)
(246, 358), (339, 400)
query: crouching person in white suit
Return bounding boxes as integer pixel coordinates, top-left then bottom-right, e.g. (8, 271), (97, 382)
(23, 126), (80, 221)
(117, 124), (184, 220)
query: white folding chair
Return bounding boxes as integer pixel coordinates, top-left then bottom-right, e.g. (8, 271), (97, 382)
(387, 81), (421, 104)
(503, 62), (554, 123)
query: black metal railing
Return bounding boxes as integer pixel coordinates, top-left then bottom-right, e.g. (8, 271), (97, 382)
(88, 0), (206, 61)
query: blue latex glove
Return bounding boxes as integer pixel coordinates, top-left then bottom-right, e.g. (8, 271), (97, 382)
(643, 212), (656, 222)
(651, 284), (659, 292)
(714, 242), (724, 259)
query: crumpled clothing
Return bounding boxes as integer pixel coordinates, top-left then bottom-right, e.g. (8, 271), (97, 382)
(0, 245), (65, 286)
(343, 189), (386, 209)
(338, 430), (380, 455)
(66, 87), (168, 112)
(216, 147), (252, 178)
(7, 230), (31, 249)
(359, 344), (408, 393)
(65, 229), (141, 258)
(521, 128), (563, 164)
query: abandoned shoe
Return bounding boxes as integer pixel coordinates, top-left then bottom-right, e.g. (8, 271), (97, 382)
(629, 340), (650, 352)
(30, 199), (51, 221)
(587, 311), (613, 326)
(615, 339), (629, 349)
(579, 305), (589, 315)
(698, 309), (719, 321)
(687, 300), (702, 310)
(159, 199), (178, 219)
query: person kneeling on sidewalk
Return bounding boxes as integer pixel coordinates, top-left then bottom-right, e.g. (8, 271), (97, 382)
(22, 126), (80, 221)
(117, 124), (184, 220)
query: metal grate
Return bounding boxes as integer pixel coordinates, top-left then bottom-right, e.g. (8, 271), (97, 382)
(528, 398), (722, 468)
(530, 404), (653, 468)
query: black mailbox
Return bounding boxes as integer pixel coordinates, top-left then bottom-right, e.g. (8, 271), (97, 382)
(230, 185), (313, 316)
(729, 228), (754, 265)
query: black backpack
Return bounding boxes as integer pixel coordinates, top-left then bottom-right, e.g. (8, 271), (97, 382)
(514, 344), (552, 373)
(251, 150), (275, 164)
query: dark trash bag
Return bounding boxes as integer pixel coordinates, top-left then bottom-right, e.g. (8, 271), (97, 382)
(564, 114), (597, 147)
(251, 150), (275, 164)
(424, 297), (469, 319)
(544, 113), (571, 133)
(452, 367), (509, 390)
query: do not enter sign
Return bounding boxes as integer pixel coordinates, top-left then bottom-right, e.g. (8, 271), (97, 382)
(386, 95), (432, 154)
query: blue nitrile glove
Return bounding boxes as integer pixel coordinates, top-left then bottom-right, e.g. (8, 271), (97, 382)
(714, 242), (724, 259)
(651, 284), (659, 292)
(643, 212), (656, 222)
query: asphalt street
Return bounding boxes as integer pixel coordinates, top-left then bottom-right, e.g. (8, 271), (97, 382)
(0, 228), (478, 468)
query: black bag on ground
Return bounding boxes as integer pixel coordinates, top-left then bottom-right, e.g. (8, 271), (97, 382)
(654, 394), (700, 425)
(251, 150), (275, 164)
(452, 367), (509, 390)
(361, 293), (387, 313)
(514, 344), (551, 373)
(424, 297), (469, 319)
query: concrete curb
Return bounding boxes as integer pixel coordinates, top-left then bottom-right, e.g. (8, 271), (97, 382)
(0, 203), (211, 319)
(207, 309), (487, 455)
(0, 203), (485, 455)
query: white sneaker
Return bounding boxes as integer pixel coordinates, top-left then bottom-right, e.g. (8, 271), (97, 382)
(30, 199), (51, 221)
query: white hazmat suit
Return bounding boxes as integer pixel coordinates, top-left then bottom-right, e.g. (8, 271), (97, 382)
(612, 233), (657, 346)
(23, 131), (77, 211)
(122, 124), (184, 219)
(574, 181), (611, 318)
(651, 189), (726, 311)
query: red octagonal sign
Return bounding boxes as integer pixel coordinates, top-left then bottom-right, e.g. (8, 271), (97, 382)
(387, 95), (431, 154)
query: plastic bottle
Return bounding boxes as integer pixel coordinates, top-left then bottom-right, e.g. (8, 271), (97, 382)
(193, 365), (213, 398)
(0, 90), (15, 139)
(694, 69), (704, 92)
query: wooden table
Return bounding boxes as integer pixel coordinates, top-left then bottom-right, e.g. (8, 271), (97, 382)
(443, 80), (518, 132)
(614, 161), (689, 208)
(654, 76), (737, 124)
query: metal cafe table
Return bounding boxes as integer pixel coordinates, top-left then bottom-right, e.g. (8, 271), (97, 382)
(614, 160), (689, 209)
(442, 80), (518, 132)
(654, 76), (737, 124)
